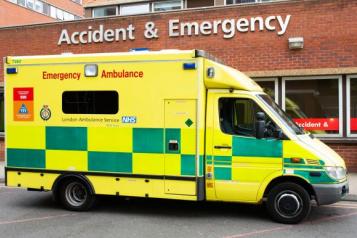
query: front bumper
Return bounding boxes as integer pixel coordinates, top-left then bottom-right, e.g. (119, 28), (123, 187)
(313, 180), (349, 205)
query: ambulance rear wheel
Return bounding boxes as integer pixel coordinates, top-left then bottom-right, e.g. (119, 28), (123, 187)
(59, 179), (96, 211)
(266, 182), (311, 224)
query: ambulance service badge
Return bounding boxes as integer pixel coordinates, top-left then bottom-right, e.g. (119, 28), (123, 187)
(40, 105), (51, 121)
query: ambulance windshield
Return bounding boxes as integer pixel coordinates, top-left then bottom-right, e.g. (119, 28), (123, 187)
(258, 94), (305, 135)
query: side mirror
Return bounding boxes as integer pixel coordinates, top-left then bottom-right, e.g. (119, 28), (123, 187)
(255, 112), (266, 139)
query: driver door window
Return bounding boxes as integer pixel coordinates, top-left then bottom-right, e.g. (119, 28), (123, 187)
(219, 98), (256, 137)
(219, 98), (278, 138)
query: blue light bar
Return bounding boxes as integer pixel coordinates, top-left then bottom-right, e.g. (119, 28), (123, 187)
(183, 63), (196, 70)
(130, 48), (149, 52)
(6, 68), (18, 74)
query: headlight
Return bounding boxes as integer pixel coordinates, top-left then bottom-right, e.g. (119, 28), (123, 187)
(325, 166), (346, 180)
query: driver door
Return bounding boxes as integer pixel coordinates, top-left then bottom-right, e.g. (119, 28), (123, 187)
(209, 93), (283, 202)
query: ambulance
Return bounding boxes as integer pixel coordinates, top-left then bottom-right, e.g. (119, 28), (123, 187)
(4, 50), (348, 224)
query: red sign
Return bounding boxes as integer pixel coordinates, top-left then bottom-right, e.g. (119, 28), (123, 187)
(13, 88), (33, 101)
(293, 118), (339, 131)
(351, 118), (357, 131)
(13, 88), (34, 121)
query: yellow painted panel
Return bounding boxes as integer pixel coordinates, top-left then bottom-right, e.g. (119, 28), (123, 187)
(46, 150), (88, 171)
(212, 129), (232, 156)
(87, 176), (119, 195)
(88, 127), (132, 152)
(165, 180), (196, 195)
(181, 128), (196, 154)
(6, 126), (45, 149)
(214, 180), (260, 202)
(283, 140), (319, 159)
(164, 154), (181, 176)
(7, 171), (59, 190)
(132, 153), (164, 175)
(164, 100), (197, 128)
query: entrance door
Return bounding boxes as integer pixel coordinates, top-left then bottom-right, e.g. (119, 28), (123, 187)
(210, 93), (283, 202)
(164, 99), (197, 196)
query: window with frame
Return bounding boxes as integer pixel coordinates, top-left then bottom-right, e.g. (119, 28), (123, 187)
(348, 77), (357, 136)
(254, 78), (278, 103)
(153, 0), (182, 12)
(62, 91), (119, 115)
(120, 3), (150, 15)
(226, 0), (278, 4)
(226, 0), (257, 4)
(283, 77), (341, 136)
(219, 98), (278, 138)
(93, 6), (117, 17)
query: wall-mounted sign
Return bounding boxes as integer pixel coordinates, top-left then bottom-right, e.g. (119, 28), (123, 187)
(293, 118), (339, 131)
(58, 15), (291, 45)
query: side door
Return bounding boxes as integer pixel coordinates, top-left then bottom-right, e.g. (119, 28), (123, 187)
(209, 93), (283, 202)
(164, 99), (197, 196)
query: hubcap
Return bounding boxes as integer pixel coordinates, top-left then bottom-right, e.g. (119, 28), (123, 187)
(275, 190), (302, 218)
(65, 182), (87, 207)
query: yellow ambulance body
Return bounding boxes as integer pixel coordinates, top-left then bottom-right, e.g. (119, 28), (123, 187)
(4, 50), (348, 223)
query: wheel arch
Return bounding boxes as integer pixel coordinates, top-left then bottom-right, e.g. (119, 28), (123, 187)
(263, 175), (316, 200)
(52, 173), (95, 198)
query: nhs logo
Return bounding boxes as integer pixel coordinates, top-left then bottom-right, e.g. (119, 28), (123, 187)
(122, 116), (137, 124)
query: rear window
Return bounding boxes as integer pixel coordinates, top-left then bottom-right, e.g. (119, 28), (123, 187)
(62, 91), (118, 114)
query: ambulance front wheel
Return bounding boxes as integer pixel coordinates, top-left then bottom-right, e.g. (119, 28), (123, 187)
(266, 182), (311, 224)
(59, 178), (96, 211)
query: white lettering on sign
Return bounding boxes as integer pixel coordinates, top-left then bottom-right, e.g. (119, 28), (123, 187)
(57, 15), (291, 45)
(58, 24), (135, 45)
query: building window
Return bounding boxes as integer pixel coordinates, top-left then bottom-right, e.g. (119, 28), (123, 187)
(282, 76), (342, 137)
(7, 0), (81, 20)
(93, 6), (117, 17)
(347, 76), (357, 136)
(72, 0), (82, 4)
(254, 78), (279, 104)
(153, 0), (183, 12)
(226, 0), (278, 4)
(226, 0), (257, 4)
(26, 0), (34, 9)
(62, 91), (119, 115)
(120, 3), (150, 16)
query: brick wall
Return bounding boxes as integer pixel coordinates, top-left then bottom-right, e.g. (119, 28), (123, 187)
(0, 0), (54, 27)
(1, 0), (357, 171)
(1, 0), (356, 78)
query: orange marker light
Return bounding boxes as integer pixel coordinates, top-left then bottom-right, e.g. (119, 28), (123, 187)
(291, 157), (302, 163)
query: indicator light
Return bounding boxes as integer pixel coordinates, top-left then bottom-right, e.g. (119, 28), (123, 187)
(6, 68), (18, 74)
(183, 63), (196, 70)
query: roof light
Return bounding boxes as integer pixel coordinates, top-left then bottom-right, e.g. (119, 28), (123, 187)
(6, 68), (18, 74)
(183, 63), (196, 70)
(84, 64), (98, 77)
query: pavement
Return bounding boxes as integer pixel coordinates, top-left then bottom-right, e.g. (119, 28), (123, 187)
(1, 161), (357, 201)
(1, 188), (357, 237)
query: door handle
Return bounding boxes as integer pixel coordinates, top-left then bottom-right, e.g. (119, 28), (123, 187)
(214, 145), (232, 149)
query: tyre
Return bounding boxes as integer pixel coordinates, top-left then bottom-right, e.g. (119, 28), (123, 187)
(266, 182), (311, 224)
(59, 178), (96, 211)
